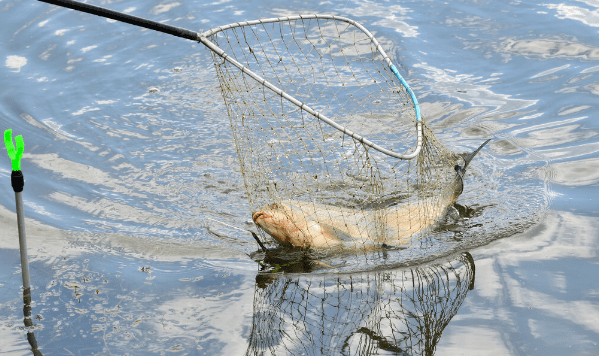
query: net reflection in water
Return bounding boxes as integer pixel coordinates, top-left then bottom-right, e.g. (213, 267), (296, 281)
(246, 252), (475, 355)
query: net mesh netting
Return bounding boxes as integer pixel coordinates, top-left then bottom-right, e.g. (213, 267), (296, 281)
(205, 16), (462, 249)
(246, 253), (475, 355)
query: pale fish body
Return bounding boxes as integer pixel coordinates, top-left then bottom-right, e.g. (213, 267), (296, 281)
(252, 189), (455, 249)
(252, 140), (491, 249)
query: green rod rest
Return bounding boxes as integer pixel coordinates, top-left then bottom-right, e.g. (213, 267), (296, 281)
(4, 129), (24, 171)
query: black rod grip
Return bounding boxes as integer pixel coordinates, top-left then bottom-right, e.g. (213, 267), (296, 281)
(37, 0), (201, 41)
(11, 170), (24, 193)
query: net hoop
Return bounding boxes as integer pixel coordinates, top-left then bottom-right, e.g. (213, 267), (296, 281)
(199, 14), (423, 160)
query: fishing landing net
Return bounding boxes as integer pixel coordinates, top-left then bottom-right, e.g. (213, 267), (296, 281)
(203, 15), (462, 249)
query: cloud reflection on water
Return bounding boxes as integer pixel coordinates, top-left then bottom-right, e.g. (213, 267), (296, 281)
(544, 2), (599, 27)
(501, 37), (599, 61)
(437, 211), (599, 355)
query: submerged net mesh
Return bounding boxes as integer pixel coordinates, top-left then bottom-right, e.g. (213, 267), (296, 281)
(246, 253), (475, 355)
(204, 15), (462, 249)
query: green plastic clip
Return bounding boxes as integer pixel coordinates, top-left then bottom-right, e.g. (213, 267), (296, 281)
(4, 129), (24, 171)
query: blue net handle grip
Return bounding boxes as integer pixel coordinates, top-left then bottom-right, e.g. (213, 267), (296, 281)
(390, 65), (422, 122)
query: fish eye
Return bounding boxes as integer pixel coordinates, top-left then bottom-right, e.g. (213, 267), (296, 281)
(271, 203), (279, 209)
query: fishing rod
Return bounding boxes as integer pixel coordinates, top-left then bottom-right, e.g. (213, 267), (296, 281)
(37, 0), (200, 41)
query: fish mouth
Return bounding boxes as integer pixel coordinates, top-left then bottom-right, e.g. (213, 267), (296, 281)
(252, 211), (266, 223)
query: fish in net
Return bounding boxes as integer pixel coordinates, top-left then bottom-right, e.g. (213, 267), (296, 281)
(204, 15), (486, 250)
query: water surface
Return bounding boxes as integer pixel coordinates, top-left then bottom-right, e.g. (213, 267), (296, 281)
(1, 0), (598, 354)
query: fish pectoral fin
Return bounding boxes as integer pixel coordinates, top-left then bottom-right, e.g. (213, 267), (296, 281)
(317, 223), (354, 242)
(302, 221), (342, 247)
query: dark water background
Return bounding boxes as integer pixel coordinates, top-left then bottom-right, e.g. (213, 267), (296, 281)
(1, 0), (598, 354)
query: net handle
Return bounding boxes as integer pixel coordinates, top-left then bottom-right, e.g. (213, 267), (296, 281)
(36, 1), (423, 159)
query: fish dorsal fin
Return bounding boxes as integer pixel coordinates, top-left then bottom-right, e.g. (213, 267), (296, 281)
(462, 139), (491, 172)
(455, 139), (491, 176)
(454, 139), (491, 194)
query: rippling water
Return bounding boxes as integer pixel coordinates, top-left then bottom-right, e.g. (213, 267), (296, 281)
(1, 0), (598, 355)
